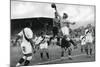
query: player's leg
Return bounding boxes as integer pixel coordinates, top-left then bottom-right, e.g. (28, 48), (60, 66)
(89, 43), (92, 56)
(89, 37), (93, 56)
(57, 37), (60, 46)
(46, 52), (49, 59)
(23, 53), (32, 66)
(61, 37), (70, 57)
(52, 26), (58, 37)
(40, 52), (43, 59)
(16, 56), (26, 67)
(21, 43), (33, 66)
(85, 44), (89, 55)
(61, 48), (65, 57)
(24, 56), (32, 66)
(86, 42), (92, 56)
(45, 49), (49, 59)
(16, 44), (27, 67)
(61, 37), (66, 57)
(40, 49), (44, 59)
(64, 38), (72, 59)
(68, 47), (72, 60)
(40, 43), (46, 59)
(69, 39), (77, 47)
(90, 47), (92, 56)
(81, 45), (84, 53)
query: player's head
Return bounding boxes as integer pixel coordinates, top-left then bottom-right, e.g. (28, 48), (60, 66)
(51, 3), (56, 8)
(85, 29), (89, 34)
(63, 13), (68, 19)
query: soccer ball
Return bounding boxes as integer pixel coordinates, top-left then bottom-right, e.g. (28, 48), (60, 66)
(51, 3), (56, 8)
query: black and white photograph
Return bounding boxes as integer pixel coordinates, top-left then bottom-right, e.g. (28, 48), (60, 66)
(10, 0), (95, 67)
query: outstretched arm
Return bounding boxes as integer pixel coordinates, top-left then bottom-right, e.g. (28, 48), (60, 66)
(55, 8), (62, 20)
(14, 35), (21, 46)
(51, 3), (62, 20)
(14, 30), (23, 44)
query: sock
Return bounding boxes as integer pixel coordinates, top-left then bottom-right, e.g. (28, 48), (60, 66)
(40, 52), (43, 59)
(61, 51), (64, 57)
(70, 39), (76, 46)
(24, 60), (30, 66)
(68, 48), (72, 60)
(16, 58), (25, 66)
(16, 63), (21, 67)
(68, 49), (71, 56)
(81, 47), (83, 53)
(85, 48), (88, 55)
(46, 52), (49, 59)
(90, 48), (92, 55)
(68, 55), (72, 60)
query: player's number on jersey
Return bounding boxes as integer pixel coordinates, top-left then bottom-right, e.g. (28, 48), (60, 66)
(22, 46), (26, 52)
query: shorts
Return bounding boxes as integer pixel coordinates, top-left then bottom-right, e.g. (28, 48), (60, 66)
(85, 42), (93, 49)
(61, 38), (71, 49)
(40, 42), (48, 49)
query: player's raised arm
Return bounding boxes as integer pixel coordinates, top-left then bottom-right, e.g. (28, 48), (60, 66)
(51, 3), (62, 20)
(55, 8), (62, 21)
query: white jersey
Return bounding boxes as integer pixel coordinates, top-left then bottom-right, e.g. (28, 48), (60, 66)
(80, 35), (86, 45)
(60, 18), (69, 27)
(85, 29), (93, 43)
(40, 42), (48, 49)
(60, 18), (70, 36)
(86, 32), (93, 43)
(34, 36), (43, 45)
(61, 26), (69, 36)
(18, 27), (33, 54)
(35, 35), (50, 49)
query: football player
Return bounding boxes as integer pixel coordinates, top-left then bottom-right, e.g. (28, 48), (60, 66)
(51, 3), (77, 59)
(85, 28), (93, 56)
(34, 32), (50, 59)
(15, 26), (34, 67)
(80, 35), (86, 53)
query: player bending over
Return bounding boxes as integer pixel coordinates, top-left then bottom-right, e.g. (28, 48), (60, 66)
(14, 27), (34, 67)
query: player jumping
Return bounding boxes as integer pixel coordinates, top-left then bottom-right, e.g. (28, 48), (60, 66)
(51, 3), (77, 59)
